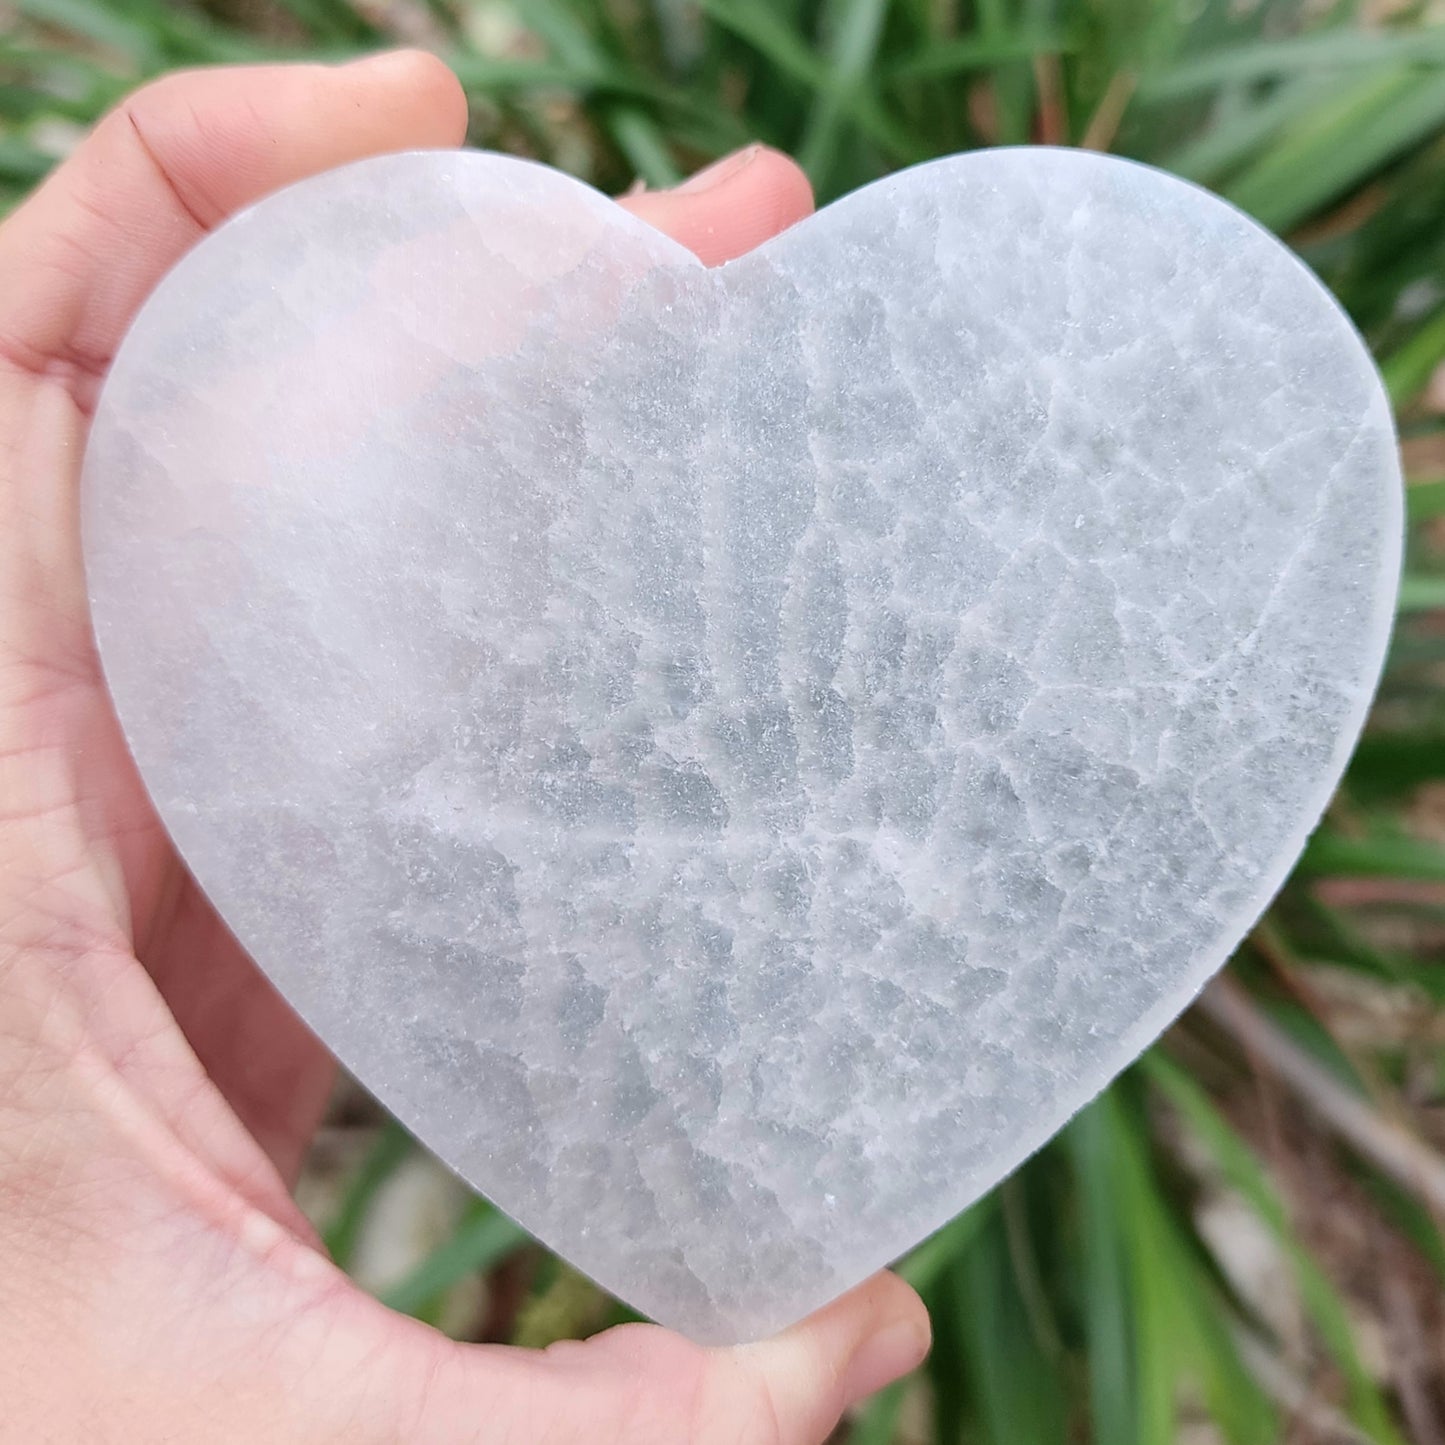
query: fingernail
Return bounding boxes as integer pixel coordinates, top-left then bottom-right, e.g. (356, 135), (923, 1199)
(676, 144), (762, 195)
(840, 1319), (930, 1404)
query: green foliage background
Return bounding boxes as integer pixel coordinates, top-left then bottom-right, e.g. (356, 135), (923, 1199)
(7, 1), (1445, 1440)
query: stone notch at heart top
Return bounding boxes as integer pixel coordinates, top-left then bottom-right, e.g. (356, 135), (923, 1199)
(83, 145), (1401, 1343)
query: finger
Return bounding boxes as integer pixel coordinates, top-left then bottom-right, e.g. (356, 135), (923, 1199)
(0, 51), (467, 402)
(547, 1274), (930, 1444)
(729, 1271), (931, 1435)
(0, 53), (464, 1224)
(620, 144), (815, 266)
(344, 1270), (929, 1445)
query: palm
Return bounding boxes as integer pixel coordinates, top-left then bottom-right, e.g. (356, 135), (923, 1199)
(4, 494), (334, 1201)
(132, 852), (336, 1186)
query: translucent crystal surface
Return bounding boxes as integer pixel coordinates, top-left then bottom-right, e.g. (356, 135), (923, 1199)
(82, 148), (1401, 1343)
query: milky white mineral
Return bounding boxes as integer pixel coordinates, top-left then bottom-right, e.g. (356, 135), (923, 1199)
(82, 147), (1401, 1343)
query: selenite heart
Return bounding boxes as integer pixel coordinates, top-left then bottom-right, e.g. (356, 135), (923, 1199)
(83, 147), (1401, 1343)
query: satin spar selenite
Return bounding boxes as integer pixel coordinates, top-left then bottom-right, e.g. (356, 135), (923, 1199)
(83, 147), (1401, 1342)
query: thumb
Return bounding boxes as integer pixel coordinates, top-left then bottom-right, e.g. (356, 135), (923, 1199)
(620, 144), (815, 266)
(0, 51), (468, 412)
(580, 1273), (931, 1442)
(0, 58), (812, 407)
(731, 1272), (932, 1432)
(344, 1270), (929, 1444)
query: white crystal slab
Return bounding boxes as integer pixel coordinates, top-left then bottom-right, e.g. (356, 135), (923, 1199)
(83, 147), (1401, 1343)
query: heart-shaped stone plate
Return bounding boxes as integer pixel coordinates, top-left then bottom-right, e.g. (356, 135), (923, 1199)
(83, 147), (1401, 1343)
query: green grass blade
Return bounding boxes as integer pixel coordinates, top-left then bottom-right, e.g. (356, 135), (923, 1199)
(1146, 1054), (1407, 1445)
(1124, 1069), (1278, 1445)
(846, 1377), (908, 1445)
(1406, 477), (1445, 522)
(264, 0), (379, 45)
(1067, 1097), (1138, 1445)
(1108, 1105), (1179, 1445)
(444, 55), (606, 93)
(609, 104), (683, 186)
(1382, 303), (1445, 406)
(888, 30), (1074, 79)
(20, 0), (278, 67)
(1269, 892), (1408, 982)
(999, 1177), (1065, 1363)
(1140, 24), (1445, 100)
(1301, 828), (1445, 880)
(700, 0), (828, 87)
(1346, 730), (1445, 802)
(1226, 67), (1445, 231)
(0, 136), (57, 184)
(921, 1250), (971, 1441)
(797, 0), (891, 187)
(956, 1208), (1070, 1444)
(1158, 75), (1338, 183)
(511, 0), (680, 178)
(1398, 573), (1445, 612)
(511, 0), (608, 68)
(896, 1202), (988, 1293)
(700, 0), (923, 164)
(380, 1200), (531, 1320)
(1360, 1170), (1445, 1278)
(17, 0), (161, 66)
(322, 1119), (413, 1271)
(510, 1261), (615, 1346)
(0, 36), (123, 84)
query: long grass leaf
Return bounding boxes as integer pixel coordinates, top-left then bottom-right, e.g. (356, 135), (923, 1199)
(1067, 1098), (1138, 1445)
(1399, 573), (1445, 612)
(1109, 1104), (1179, 1445)
(1140, 24), (1445, 100)
(896, 1202), (989, 1293)
(1146, 1055), (1407, 1445)
(846, 1378), (908, 1445)
(1406, 477), (1445, 521)
(609, 104), (682, 185)
(1382, 304), (1445, 407)
(1159, 75), (1339, 183)
(380, 1202), (531, 1320)
(798, 0), (891, 186)
(0, 136), (58, 183)
(1348, 730), (1445, 797)
(17, 0), (161, 66)
(895, 1202), (988, 1294)
(888, 29), (1073, 78)
(1226, 67), (1445, 231)
(1119, 1074), (1278, 1445)
(957, 1209), (1070, 1444)
(1301, 828), (1445, 879)
(265, 0), (379, 45)
(700, 0), (827, 86)
(323, 1119), (413, 1271)
(512, 0), (609, 67)
(700, 0), (922, 162)
(444, 54), (606, 92)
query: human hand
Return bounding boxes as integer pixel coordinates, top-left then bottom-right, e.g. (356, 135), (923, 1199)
(0, 52), (929, 1443)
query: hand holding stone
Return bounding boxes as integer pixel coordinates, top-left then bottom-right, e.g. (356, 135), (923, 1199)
(0, 53), (926, 1442)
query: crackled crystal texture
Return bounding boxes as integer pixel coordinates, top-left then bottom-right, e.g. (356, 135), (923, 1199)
(83, 148), (1401, 1343)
